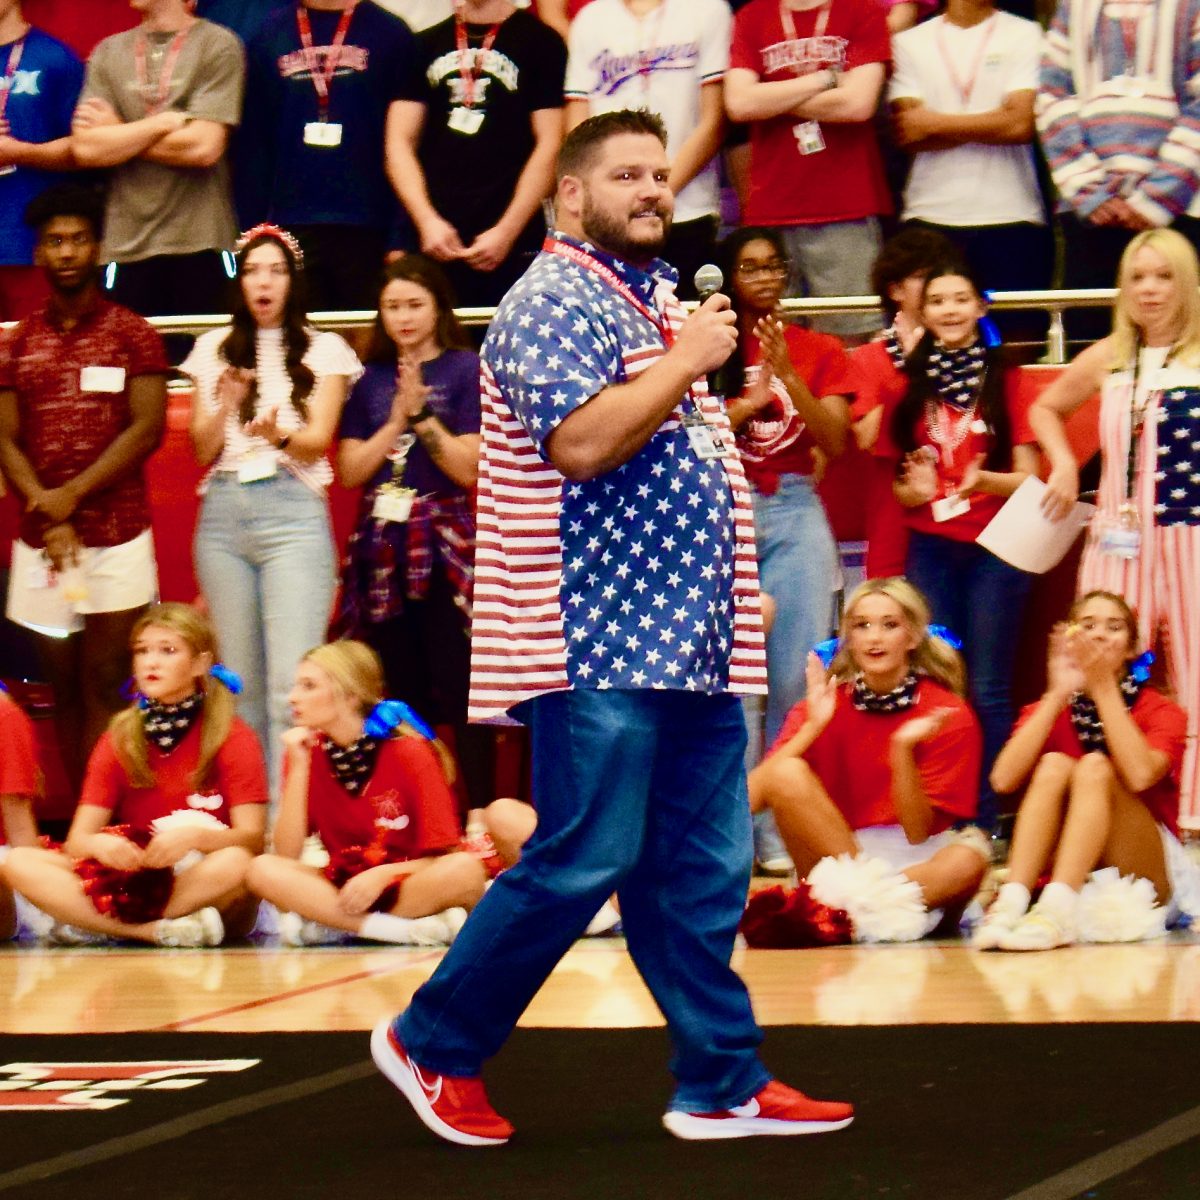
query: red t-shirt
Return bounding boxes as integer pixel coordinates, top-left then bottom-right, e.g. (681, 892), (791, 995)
(0, 298), (168, 549)
(1013, 689), (1187, 836)
(735, 324), (853, 494)
(768, 677), (981, 833)
(902, 379), (1034, 544)
(305, 736), (463, 861)
(730, 0), (891, 226)
(78, 718), (268, 829)
(0, 695), (39, 844)
(848, 339), (909, 576)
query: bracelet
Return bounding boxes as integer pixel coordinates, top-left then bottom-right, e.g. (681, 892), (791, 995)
(824, 66), (840, 90)
(409, 405), (436, 426)
(276, 434), (291, 451)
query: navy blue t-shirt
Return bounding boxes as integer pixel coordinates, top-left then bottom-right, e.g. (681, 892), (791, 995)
(0, 27), (84, 266)
(237, 1), (416, 229)
(194, 0), (286, 46)
(339, 349), (481, 495)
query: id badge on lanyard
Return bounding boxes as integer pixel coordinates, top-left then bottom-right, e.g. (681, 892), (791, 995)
(297, 2), (357, 147)
(682, 409), (723, 461)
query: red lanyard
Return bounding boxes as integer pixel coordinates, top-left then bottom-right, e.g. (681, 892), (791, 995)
(544, 237), (674, 347)
(0, 32), (27, 124)
(296, 1), (359, 122)
(134, 25), (191, 116)
(779, 0), (832, 48)
(935, 15), (998, 107)
(455, 17), (501, 110)
(924, 399), (978, 473)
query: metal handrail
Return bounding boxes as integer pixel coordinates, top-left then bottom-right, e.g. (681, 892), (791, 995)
(3, 287), (1121, 363)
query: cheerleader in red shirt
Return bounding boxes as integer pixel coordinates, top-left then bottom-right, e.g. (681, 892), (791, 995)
(0, 685), (41, 939)
(977, 591), (1197, 950)
(246, 640), (486, 946)
(5, 604), (268, 946)
(749, 577), (989, 941)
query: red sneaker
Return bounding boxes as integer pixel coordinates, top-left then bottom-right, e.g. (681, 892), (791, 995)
(371, 1019), (513, 1147)
(662, 1080), (854, 1141)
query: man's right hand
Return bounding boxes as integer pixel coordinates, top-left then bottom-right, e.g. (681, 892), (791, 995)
(672, 293), (738, 378)
(418, 214), (466, 262)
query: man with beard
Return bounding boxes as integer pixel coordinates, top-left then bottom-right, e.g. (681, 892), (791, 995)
(371, 109), (854, 1147)
(0, 184), (167, 791)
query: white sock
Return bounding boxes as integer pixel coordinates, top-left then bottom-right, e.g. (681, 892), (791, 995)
(1037, 881), (1079, 921)
(993, 881), (1031, 917)
(358, 912), (420, 944)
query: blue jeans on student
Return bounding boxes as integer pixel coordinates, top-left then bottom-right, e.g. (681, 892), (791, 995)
(397, 688), (771, 1114)
(905, 530), (1033, 832)
(194, 472), (336, 797)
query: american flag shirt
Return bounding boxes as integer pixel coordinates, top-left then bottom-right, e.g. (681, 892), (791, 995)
(1154, 387), (1200, 525)
(468, 234), (767, 722)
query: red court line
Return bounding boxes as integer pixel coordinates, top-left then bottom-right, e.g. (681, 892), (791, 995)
(155, 951), (443, 1032)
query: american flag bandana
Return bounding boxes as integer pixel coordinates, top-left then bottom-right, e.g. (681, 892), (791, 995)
(142, 692), (203, 754)
(926, 342), (987, 411)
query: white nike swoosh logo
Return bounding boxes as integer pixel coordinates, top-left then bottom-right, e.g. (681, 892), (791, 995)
(412, 1062), (443, 1105)
(728, 1098), (760, 1118)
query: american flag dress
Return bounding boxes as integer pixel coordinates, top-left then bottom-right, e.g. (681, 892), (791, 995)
(1078, 358), (1200, 828)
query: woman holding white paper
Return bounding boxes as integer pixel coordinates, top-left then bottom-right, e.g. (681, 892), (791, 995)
(890, 260), (1039, 831)
(1030, 229), (1200, 832)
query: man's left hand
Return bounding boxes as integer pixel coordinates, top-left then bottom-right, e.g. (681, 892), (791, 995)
(72, 97), (122, 132)
(462, 224), (516, 272)
(30, 484), (79, 524)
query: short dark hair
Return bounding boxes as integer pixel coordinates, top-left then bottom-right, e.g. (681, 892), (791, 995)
(24, 183), (106, 240)
(556, 109), (668, 183)
(870, 227), (960, 318)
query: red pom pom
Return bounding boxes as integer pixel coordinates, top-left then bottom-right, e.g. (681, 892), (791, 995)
(460, 832), (505, 881)
(325, 844), (401, 913)
(74, 825), (175, 925)
(740, 882), (853, 948)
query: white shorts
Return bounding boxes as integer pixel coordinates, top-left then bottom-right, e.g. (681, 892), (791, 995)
(6, 530), (158, 636)
(854, 824), (991, 874)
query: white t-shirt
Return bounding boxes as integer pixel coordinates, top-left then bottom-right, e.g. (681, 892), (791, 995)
(182, 326), (363, 494)
(889, 11), (1045, 227)
(565, 0), (731, 224)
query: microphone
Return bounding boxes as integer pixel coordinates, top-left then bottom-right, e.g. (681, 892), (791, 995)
(693, 263), (724, 303)
(692, 264), (729, 398)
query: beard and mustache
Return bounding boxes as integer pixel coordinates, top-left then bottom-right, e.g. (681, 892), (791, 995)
(580, 191), (673, 263)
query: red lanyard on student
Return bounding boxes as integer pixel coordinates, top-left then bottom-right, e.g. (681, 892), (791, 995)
(455, 16), (501, 109)
(924, 398), (979, 473)
(779, 0), (832, 49)
(296, 1), (359, 123)
(544, 236), (675, 346)
(0, 32), (27, 124)
(935, 14), (998, 107)
(134, 24), (192, 116)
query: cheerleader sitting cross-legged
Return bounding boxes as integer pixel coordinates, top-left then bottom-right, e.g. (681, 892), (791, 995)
(5, 604), (268, 947)
(976, 591), (1197, 951)
(246, 641), (486, 947)
(749, 578), (989, 942)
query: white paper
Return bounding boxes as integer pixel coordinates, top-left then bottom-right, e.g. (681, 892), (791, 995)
(975, 476), (1095, 574)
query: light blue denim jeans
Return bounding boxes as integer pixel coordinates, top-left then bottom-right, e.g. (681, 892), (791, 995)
(194, 472), (336, 797)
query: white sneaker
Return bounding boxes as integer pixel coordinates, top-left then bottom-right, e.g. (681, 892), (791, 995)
(972, 904), (1024, 951)
(48, 922), (108, 946)
(997, 904), (1074, 952)
(278, 911), (351, 947)
(585, 899), (622, 937)
(156, 907), (224, 948)
(441, 907), (468, 943)
(405, 912), (455, 946)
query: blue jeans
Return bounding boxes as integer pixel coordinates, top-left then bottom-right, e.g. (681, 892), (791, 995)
(398, 688), (770, 1113)
(194, 472), (336, 796)
(905, 531), (1033, 831)
(752, 475), (839, 750)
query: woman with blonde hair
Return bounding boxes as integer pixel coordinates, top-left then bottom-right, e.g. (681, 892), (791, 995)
(747, 578), (988, 942)
(976, 591), (1197, 950)
(1031, 228), (1200, 832)
(246, 640), (486, 946)
(5, 604), (268, 946)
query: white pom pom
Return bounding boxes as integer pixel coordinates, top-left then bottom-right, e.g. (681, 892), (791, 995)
(300, 834), (330, 869)
(150, 809), (229, 874)
(808, 853), (933, 943)
(1076, 867), (1168, 943)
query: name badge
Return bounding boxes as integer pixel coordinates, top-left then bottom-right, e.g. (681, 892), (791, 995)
(931, 494), (971, 523)
(80, 366), (126, 393)
(237, 453), (279, 484)
(26, 562), (53, 589)
(793, 120), (825, 155)
(304, 121), (343, 147)
(448, 106), (485, 136)
(373, 487), (416, 524)
(683, 415), (722, 462)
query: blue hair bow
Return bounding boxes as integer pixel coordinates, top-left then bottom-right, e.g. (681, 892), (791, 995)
(1129, 649), (1155, 684)
(0, 680), (8, 694)
(928, 623), (963, 651)
(979, 293), (1002, 348)
(812, 622), (963, 666)
(364, 699), (436, 741)
(210, 663), (244, 695)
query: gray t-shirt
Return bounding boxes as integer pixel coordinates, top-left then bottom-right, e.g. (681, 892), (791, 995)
(82, 19), (245, 262)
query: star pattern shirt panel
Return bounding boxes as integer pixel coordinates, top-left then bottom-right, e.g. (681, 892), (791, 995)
(482, 238), (737, 694)
(1151, 387), (1200, 525)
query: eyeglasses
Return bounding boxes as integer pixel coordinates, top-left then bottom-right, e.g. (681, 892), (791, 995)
(735, 261), (790, 280)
